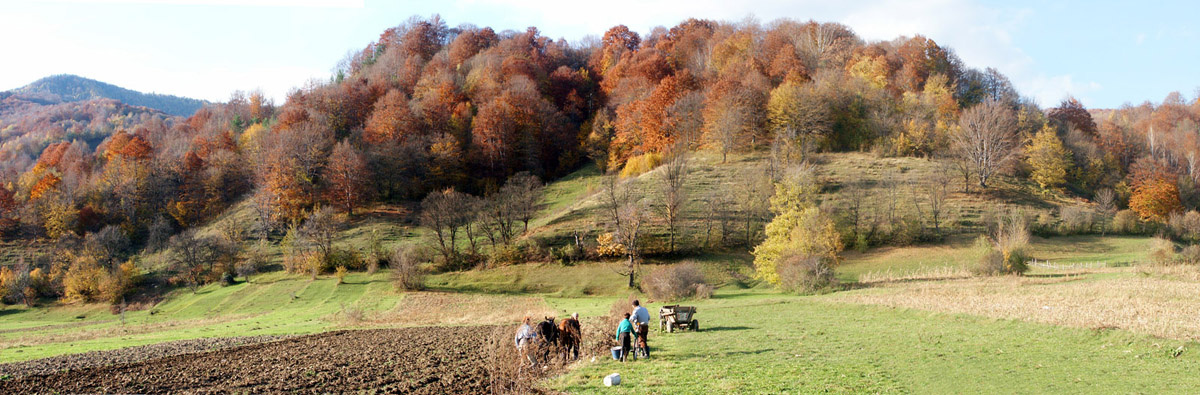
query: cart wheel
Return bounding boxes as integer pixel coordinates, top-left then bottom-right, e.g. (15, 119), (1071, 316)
(690, 319), (699, 331)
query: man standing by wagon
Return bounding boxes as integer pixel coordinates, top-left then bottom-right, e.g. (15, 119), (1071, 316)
(631, 300), (650, 358)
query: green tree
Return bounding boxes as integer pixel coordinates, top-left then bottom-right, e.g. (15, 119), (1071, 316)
(751, 166), (841, 285)
(1026, 123), (1072, 190)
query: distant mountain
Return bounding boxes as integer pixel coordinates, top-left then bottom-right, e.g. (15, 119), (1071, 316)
(7, 74), (207, 117)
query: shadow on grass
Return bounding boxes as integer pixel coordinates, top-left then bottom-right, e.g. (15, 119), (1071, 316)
(677, 348), (774, 359)
(699, 325), (753, 332)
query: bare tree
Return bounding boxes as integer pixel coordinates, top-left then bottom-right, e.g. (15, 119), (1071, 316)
(460, 195), (483, 256)
(83, 225), (129, 269)
(146, 216), (173, 252)
(1095, 188), (1117, 215)
(842, 181), (868, 241)
(920, 167), (952, 236)
(601, 173), (644, 288)
(709, 107), (745, 163)
(701, 190), (733, 249)
(478, 190), (517, 249)
(951, 99), (1018, 189)
(656, 150), (689, 253)
(420, 188), (472, 263)
(167, 229), (219, 293)
(299, 206), (346, 262)
(1095, 188), (1117, 236)
(249, 187), (279, 239)
(738, 170), (774, 247)
(8, 257), (32, 306)
(667, 91), (706, 149)
(502, 172), (543, 233)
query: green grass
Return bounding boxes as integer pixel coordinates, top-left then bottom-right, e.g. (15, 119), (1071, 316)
(0, 271), (401, 363)
(550, 289), (1200, 393)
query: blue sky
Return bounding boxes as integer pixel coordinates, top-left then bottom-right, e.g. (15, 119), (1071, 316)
(1, 0), (1196, 109)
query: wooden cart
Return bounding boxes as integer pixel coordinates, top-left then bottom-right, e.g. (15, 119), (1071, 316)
(658, 305), (698, 332)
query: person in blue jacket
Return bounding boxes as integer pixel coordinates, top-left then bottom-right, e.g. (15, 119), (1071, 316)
(615, 312), (637, 361)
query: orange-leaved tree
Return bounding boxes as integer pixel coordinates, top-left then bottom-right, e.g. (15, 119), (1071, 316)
(322, 140), (371, 215)
(1128, 157), (1182, 221)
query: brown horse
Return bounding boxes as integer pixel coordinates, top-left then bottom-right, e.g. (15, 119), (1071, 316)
(557, 317), (581, 360)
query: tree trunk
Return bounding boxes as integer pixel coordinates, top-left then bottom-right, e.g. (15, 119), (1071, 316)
(627, 255), (636, 288)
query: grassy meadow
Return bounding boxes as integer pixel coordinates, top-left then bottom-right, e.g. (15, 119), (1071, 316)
(1, 151), (1193, 393)
(550, 288), (1200, 393)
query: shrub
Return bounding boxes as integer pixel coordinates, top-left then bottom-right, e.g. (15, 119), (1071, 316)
(595, 232), (626, 257)
(335, 265), (349, 284)
(220, 271), (236, 286)
(326, 247), (365, 272)
(283, 251), (312, 274)
(237, 240), (269, 283)
(366, 258), (379, 275)
(853, 233), (870, 253)
(1168, 210), (1200, 242)
(974, 248), (1007, 276)
(1148, 236), (1177, 265)
(1058, 205), (1095, 235)
(489, 240), (546, 267)
(641, 261), (711, 301)
(976, 211), (1031, 276)
(1180, 244), (1200, 265)
(619, 152), (662, 178)
(777, 254), (836, 294)
(364, 229), (387, 272)
(391, 246), (424, 291)
(1112, 209), (1142, 234)
(552, 242), (585, 265)
(63, 256), (105, 303)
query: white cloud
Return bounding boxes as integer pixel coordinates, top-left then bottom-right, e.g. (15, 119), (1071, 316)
(1027, 74), (1102, 107)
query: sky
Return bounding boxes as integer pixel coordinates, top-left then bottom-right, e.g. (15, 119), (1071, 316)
(1, 0), (1197, 109)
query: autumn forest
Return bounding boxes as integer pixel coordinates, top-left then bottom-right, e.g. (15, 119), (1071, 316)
(0, 14), (1197, 306)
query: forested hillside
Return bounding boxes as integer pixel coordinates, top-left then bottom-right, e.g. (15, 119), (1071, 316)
(2, 15), (1200, 306)
(7, 75), (208, 116)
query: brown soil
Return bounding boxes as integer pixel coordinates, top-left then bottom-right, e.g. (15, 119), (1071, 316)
(0, 334), (291, 378)
(0, 326), (497, 394)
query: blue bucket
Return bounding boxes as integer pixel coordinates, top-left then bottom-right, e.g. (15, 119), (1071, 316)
(611, 346), (622, 360)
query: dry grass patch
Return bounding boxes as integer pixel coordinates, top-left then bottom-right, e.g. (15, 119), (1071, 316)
(831, 268), (1200, 340)
(373, 292), (557, 326)
(856, 265), (973, 284)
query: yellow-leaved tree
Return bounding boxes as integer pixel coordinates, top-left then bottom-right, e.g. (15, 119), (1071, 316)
(752, 166), (842, 289)
(1026, 123), (1072, 190)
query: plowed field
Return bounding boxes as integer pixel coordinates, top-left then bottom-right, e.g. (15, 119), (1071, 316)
(0, 326), (497, 394)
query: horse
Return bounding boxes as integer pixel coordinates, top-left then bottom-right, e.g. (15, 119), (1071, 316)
(557, 317), (581, 361)
(534, 317), (559, 362)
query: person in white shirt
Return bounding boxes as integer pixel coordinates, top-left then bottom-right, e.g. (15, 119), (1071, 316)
(514, 316), (538, 365)
(631, 300), (650, 358)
